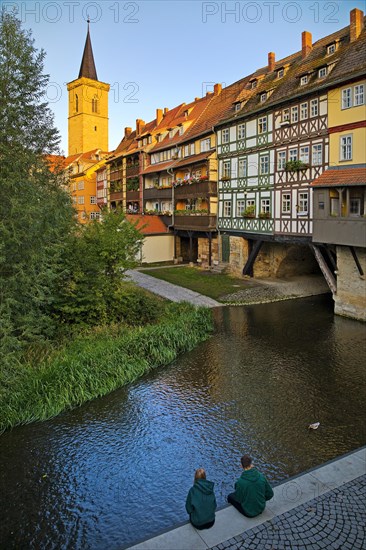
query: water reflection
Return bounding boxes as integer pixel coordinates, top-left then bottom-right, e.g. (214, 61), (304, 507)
(0, 296), (365, 549)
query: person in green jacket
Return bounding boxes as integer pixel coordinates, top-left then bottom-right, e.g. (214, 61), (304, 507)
(227, 455), (274, 517)
(185, 468), (217, 530)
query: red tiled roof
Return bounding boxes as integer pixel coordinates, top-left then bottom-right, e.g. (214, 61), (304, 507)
(126, 214), (170, 234)
(311, 165), (366, 187)
(45, 154), (66, 172)
(141, 160), (177, 175)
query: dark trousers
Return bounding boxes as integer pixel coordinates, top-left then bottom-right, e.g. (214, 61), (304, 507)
(190, 518), (215, 530)
(227, 492), (248, 517)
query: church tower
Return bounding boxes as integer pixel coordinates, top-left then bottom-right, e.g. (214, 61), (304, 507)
(67, 23), (110, 155)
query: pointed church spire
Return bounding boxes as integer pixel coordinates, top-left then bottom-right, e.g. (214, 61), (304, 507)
(78, 20), (98, 80)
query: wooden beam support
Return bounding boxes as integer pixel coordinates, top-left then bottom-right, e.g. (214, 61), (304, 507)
(349, 246), (364, 276)
(243, 239), (263, 276)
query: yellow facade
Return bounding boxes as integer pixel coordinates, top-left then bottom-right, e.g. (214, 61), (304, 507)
(67, 77), (110, 156)
(328, 79), (366, 166)
(69, 157), (108, 223)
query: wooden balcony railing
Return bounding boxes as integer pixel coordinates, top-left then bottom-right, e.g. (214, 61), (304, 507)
(173, 214), (217, 231)
(174, 180), (217, 199)
(126, 190), (139, 201)
(144, 187), (172, 200)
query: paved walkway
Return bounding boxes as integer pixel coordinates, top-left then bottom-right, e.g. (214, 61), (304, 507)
(126, 270), (221, 308)
(126, 447), (365, 550)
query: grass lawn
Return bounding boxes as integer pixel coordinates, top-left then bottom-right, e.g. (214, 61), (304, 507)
(139, 266), (250, 300)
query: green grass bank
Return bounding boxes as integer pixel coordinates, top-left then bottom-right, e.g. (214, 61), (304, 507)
(0, 302), (213, 434)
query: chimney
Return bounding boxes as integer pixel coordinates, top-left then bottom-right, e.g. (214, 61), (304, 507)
(214, 83), (222, 95)
(136, 119), (145, 135)
(350, 8), (364, 42)
(302, 31), (312, 58)
(268, 52), (275, 72)
(164, 107), (169, 115)
(124, 127), (132, 138)
(195, 97), (200, 101)
(156, 109), (163, 125)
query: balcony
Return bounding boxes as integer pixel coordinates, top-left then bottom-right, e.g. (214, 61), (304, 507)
(174, 180), (217, 199)
(313, 216), (366, 247)
(144, 187), (172, 200)
(110, 170), (122, 182)
(126, 164), (139, 177)
(110, 191), (123, 202)
(173, 214), (217, 231)
(126, 190), (139, 201)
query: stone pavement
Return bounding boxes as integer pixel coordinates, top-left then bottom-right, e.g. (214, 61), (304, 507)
(126, 447), (365, 550)
(210, 475), (366, 550)
(125, 269), (221, 308)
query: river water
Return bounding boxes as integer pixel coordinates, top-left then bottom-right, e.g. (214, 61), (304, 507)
(0, 295), (365, 549)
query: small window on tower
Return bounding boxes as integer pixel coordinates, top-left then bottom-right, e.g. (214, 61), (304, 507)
(75, 94), (79, 112)
(94, 126), (97, 131)
(92, 96), (98, 113)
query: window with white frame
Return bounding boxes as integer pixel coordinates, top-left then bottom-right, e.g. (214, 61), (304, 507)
(237, 123), (245, 139)
(200, 138), (211, 152)
(223, 160), (231, 178)
(246, 199), (255, 209)
(238, 158), (247, 178)
(250, 80), (257, 89)
(237, 199), (245, 217)
(148, 135), (152, 143)
(277, 68), (284, 78)
(342, 88), (352, 109)
(300, 102), (308, 120)
(354, 84), (364, 106)
(90, 212), (101, 220)
(340, 135), (352, 161)
(72, 182), (77, 191)
(300, 75), (308, 86)
(223, 200), (232, 217)
(312, 143), (322, 165)
(184, 144), (195, 157)
(282, 109), (290, 122)
(258, 116), (267, 134)
(298, 192), (308, 214)
(300, 146), (310, 164)
(90, 196), (97, 204)
(327, 43), (336, 55)
(179, 126), (184, 135)
(310, 99), (318, 117)
(260, 92), (267, 103)
(72, 196), (77, 204)
(222, 128), (229, 143)
(143, 138), (147, 146)
(318, 67), (327, 78)
(278, 151), (286, 170)
(260, 155), (269, 175)
(78, 196), (85, 205)
(78, 181), (84, 190)
(281, 193), (291, 214)
(234, 103), (241, 112)
(282, 193), (291, 214)
(261, 198), (270, 213)
(289, 148), (298, 161)
(291, 106), (298, 123)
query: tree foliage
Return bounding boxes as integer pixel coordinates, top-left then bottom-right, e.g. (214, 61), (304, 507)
(0, 12), (144, 361)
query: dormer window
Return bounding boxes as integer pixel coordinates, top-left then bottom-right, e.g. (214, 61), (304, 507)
(179, 126), (184, 135)
(156, 134), (161, 143)
(318, 66), (327, 79)
(277, 68), (284, 79)
(148, 136), (152, 144)
(138, 140), (142, 147)
(282, 108), (290, 122)
(260, 92), (267, 103)
(327, 43), (336, 55)
(169, 129), (175, 138)
(300, 75), (308, 86)
(250, 79), (257, 89)
(234, 102), (241, 112)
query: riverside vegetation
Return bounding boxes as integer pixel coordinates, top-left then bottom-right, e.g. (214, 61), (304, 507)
(0, 12), (213, 433)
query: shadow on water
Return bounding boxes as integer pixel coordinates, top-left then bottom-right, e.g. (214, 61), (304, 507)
(0, 295), (365, 548)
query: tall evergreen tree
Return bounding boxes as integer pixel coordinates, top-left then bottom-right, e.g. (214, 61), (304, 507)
(0, 10), (75, 359)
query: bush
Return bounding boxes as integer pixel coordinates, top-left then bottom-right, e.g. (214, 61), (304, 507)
(111, 283), (164, 326)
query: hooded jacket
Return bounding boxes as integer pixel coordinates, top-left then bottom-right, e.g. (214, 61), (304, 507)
(185, 479), (217, 527)
(233, 468), (274, 517)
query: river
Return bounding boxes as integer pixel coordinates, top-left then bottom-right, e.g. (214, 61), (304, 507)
(0, 295), (365, 549)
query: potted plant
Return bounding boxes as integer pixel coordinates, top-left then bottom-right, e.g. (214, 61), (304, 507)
(259, 211), (271, 219)
(285, 160), (309, 172)
(221, 175), (230, 182)
(243, 205), (255, 218)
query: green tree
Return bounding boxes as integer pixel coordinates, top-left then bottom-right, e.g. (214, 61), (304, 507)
(0, 11), (75, 359)
(55, 210), (144, 326)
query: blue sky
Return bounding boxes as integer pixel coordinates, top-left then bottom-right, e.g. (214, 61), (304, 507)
(8, 0), (366, 154)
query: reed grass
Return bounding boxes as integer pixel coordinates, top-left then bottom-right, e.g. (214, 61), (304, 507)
(0, 302), (213, 433)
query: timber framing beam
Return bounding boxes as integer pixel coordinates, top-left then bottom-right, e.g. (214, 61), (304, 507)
(349, 246), (364, 276)
(243, 239), (264, 276)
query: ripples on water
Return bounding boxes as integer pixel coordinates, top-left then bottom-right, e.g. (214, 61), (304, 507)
(0, 296), (365, 548)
